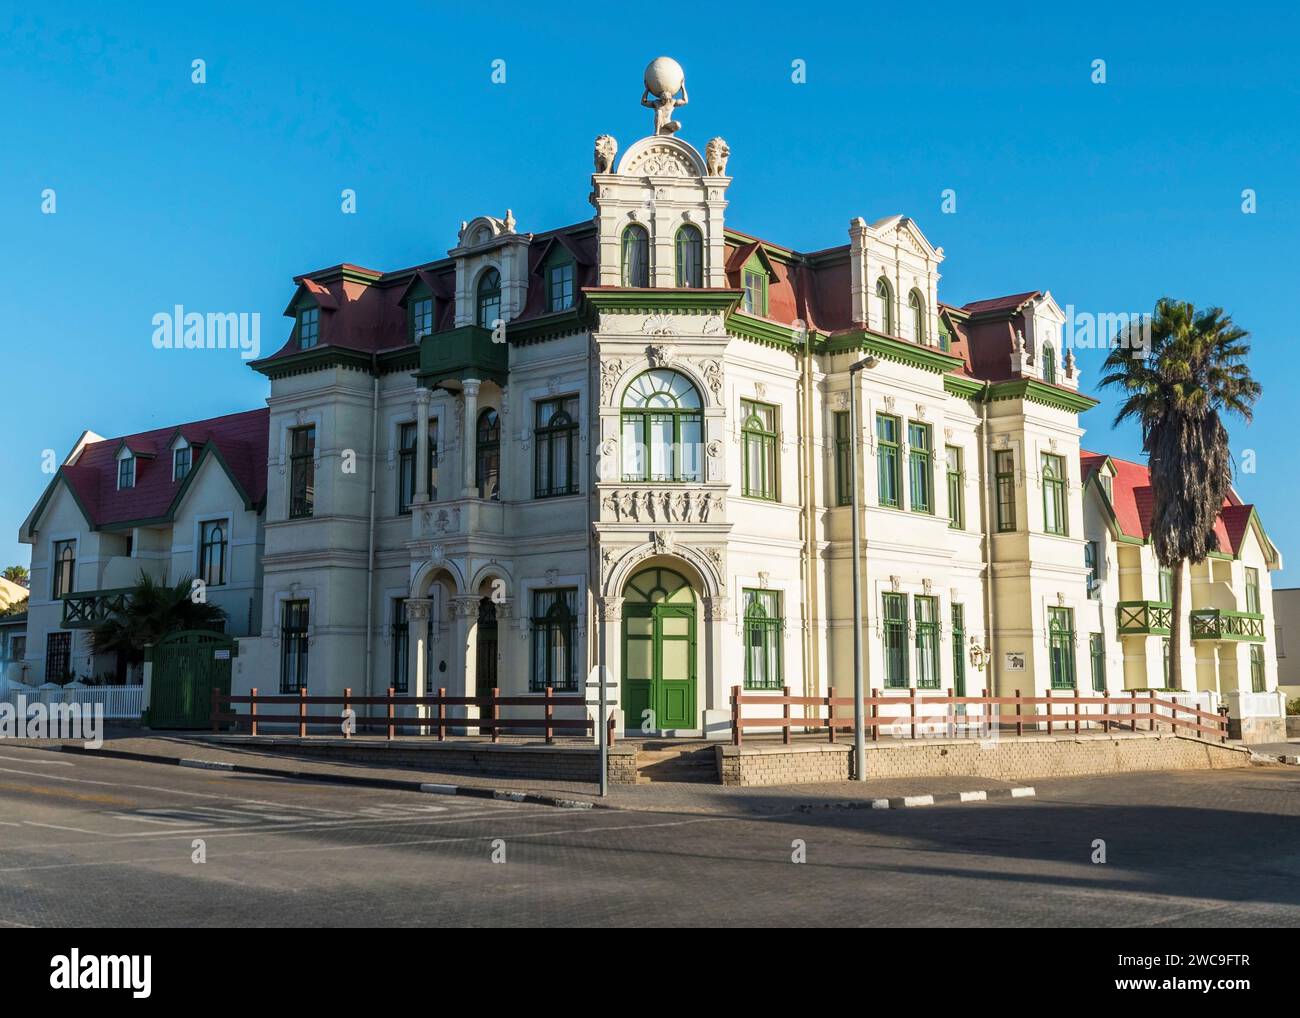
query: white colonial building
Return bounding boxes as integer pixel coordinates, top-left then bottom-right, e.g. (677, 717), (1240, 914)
(15, 64), (1283, 736)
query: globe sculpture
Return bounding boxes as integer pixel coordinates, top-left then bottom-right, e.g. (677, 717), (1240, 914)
(644, 56), (685, 97)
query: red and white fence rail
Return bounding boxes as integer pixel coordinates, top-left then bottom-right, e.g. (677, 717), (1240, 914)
(729, 685), (1228, 746)
(212, 686), (614, 746)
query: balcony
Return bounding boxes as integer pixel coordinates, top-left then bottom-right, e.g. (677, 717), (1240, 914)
(1189, 608), (1265, 643)
(61, 588), (133, 629)
(1116, 600), (1172, 636)
(417, 325), (507, 388)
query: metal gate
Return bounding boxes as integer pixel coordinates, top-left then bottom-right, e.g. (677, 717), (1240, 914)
(149, 629), (236, 729)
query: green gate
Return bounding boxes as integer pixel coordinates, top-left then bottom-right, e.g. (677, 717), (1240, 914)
(148, 629), (237, 729)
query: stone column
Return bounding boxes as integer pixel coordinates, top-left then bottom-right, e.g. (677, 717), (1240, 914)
(702, 595), (730, 736)
(414, 387), (432, 504)
(453, 596), (480, 731)
(598, 596), (624, 735)
(461, 379), (481, 497)
(406, 599), (431, 700)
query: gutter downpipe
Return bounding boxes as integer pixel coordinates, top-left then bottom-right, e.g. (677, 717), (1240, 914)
(363, 358), (380, 699)
(979, 383), (997, 718)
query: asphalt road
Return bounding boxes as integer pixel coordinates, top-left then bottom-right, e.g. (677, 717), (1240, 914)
(0, 746), (1297, 927)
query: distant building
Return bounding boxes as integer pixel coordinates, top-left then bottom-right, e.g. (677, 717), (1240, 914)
(1273, 588), (1300, 701)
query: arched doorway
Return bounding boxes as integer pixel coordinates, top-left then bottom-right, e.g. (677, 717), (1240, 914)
(476, 597), (498, 714)
(623, 567), (696, 732)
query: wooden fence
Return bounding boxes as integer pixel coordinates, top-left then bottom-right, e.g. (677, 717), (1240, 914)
(212, 687), (614, 746)
(730, 685), (1228, 746)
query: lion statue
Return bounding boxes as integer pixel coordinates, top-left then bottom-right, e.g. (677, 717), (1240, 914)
(705, 136), (730, 176)
(594, 134), (618, 174)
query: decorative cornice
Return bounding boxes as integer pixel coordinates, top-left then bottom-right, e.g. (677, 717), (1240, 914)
(249, 345), (374, 380)
(986, 378), (1099, 413)
(824, 329), (966, 374)
(583, 287), (743, 316)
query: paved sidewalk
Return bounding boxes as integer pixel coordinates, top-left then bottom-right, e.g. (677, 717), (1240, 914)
(2, 729), (1038, 814)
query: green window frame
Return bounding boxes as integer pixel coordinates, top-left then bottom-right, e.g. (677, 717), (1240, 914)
(742, 258), (768, 315)
(1048, 606), (1076, 690)
(1245, 567), (1260, 614)
(279, 599), (310, 693)
(476, 268), (502, 329)
(391, 598), (409, 694)
(951, 603), (966, 696)
(914, 595), (940, 689)
(397, 420), (438, 513)
(908, 289), (926, 344)
(945, 445), (963, 529)
(875, 276), (894, 335)
(52, 540), (76, 599)
(1041, 452), (1067, 536)
(173, 445), (191, 481)
(289, 425), (316, 519)
(199, 519), (228, 587)
(937, 318), (951, 352)
(876, 413), (901, 508)
(833, 411), (852, 507)
(1089, 632), (1106, 692)
(622, 225), (649, 287)
(1163, 637), (1172, 688)
(46, 631), (71, 683)
(1042, 343), (1056, 384)
(531, 589), (578, 692)
(743, 588), (783, 690)
(741, 399), (779, 500)
(620, 369), (703, 483)
(546, 260), (575, 312)
(535, 395), (579, 498)
(882, 592), (909, 688)
(675, 225), (703, 288)
(297, 305), (319, 350)
(995, 450), (1016, 531)
(118, 456), (135, 490)
(410, 295), (434, 342)
(1250, 644), (1265, 693)
(1085, 541), (1101, 599)
(908, 421), (933, 514)
(1158, 567), (1173, 605)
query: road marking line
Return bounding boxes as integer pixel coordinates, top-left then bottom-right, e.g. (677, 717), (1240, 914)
(22, 820), (103, 835)
(0, 780), (133, 805)
(0, 754), (74, 766)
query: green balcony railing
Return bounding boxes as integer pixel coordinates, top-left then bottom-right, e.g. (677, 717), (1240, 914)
(1116, 600), (1173, 636)
(1189, 608), (1265, 642)
(60, 588), (133, 629)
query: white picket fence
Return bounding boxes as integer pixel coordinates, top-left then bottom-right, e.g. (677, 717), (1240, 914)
(0, 683), (145, 719)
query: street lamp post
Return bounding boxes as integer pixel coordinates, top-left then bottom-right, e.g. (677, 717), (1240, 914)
(847, 356), (877, 781)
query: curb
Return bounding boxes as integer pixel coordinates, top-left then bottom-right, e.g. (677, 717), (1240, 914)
(27, 743), (599, 810)
(798, 786), (1036, 811)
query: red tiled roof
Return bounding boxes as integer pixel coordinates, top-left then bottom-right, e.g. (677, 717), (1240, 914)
(1080, 449), (1254, 554)
(58, 409), (268, 529)
(962, 291), (1042, 317)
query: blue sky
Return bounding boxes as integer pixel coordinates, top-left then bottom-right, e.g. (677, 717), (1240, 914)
(2, 2), (1297, 582)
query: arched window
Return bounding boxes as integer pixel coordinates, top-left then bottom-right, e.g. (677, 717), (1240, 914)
(675, 225), (703, 288)
(876, 277), (894, 335)
(622, 225), (650, 287)
(740, 400), (778, 500)
(530, 588), (578, 692)
(476, 268), (501, 330)
(909, 289), (926, 344)
(476, 408), (500, 501)
(620, 369), (703, 482)
(1042, 342), (1056, 383)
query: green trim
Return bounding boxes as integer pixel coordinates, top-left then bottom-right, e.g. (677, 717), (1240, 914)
(726, 310), (814, 351)
(943, 375), (985, 399)
(416, 324), (508, 387)
(249, 345), (374, 380)
(583, 288), (743, 315)
(986, 378), (1099, 413)
(825, 329), (966, 374)
(507, 306), (590, 346)
(1116, 600), (1173, 636)
(1189, 608), (1266, 643)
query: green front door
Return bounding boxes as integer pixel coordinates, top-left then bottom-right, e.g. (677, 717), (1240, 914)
(150, 629), (236, 729)
(622, 568), (697, 733)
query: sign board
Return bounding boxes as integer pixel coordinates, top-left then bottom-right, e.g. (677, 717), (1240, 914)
(213, 650), (231, 661)
(1004, 651), (1026, 672)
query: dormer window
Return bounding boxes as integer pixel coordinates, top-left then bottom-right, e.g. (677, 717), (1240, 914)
(547, 260), (575, 312)
(622, 225), (650, 287)
(1043, 342), (1057, 383)
(411, 297), (434, 342)
(1100, 473), (1113, 502)
(173, 445), (192, 482)
(741, 255), (769, 316)
(477, 268), (502, 329)
(118, 454), (135, 490)
(675, 226), (703, 288)
(297, 306), (320, 350)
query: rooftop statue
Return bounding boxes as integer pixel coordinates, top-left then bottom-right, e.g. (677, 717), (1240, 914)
(641, 56), (688, 136)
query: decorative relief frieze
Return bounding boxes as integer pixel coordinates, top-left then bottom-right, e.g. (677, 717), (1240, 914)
(599, 358), (625, 405)
(421, 507), (461, 536)
(601, 488), (723, 523)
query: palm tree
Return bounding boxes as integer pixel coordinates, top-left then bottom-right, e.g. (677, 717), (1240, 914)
(1099, 298), (1261, 690)
(91, 572), (228, 677)
(2, 565), (29, 587)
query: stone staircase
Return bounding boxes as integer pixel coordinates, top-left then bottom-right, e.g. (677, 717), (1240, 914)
(633, 742), (718, 784)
